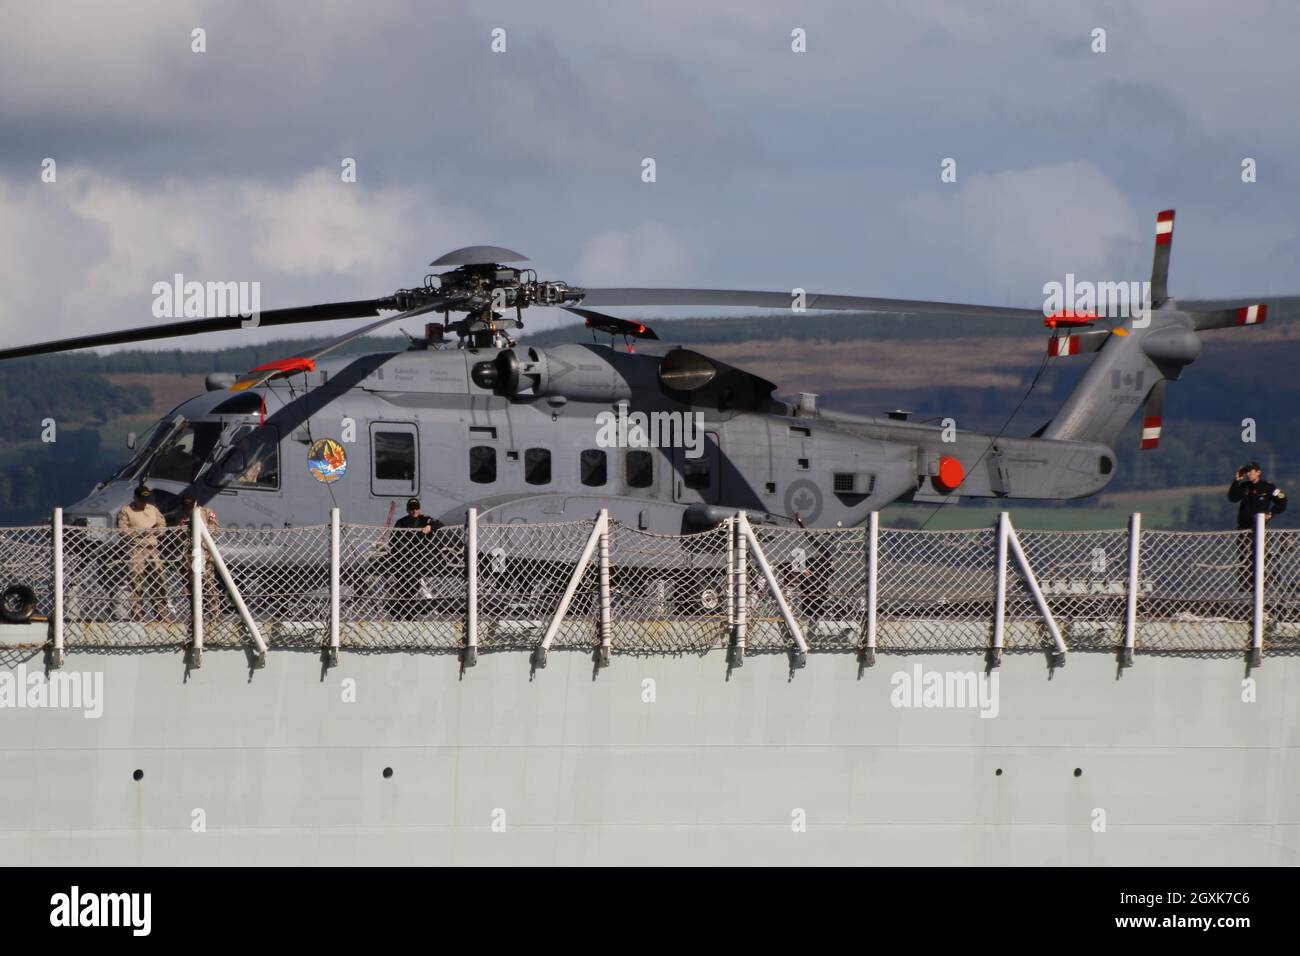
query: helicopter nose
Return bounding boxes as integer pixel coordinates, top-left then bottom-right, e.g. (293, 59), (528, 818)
(62, 482), (136, 526)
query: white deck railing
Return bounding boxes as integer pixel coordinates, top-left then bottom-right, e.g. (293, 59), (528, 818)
(1, 509), (1295, 670)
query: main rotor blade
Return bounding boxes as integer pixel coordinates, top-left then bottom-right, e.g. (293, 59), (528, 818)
(572, 288), (1044, 320)
(229, 297), (457, 391)
(0, 298), (395, 361)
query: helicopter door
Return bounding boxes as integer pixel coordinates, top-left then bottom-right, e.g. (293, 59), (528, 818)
(672, 431), (720, 504)
(370, 422), (419, 498)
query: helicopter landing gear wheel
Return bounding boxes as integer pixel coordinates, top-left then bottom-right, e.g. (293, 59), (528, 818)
(1, 584), (37, 623)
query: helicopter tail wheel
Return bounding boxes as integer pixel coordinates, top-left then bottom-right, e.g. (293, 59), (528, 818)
(1, 584), (38, 623)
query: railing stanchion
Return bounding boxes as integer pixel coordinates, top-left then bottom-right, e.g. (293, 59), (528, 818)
(864, 511), (878, 667)
(725, 515), (735, 633)
(328, 508), (340, 667)
(1123, 512), (1141, 668)
(1251, 511), (1265, 667)
(533, 511), (605, 671)
(189, 508), (203, 668)
(738, 512), (808, 669)
(991, 511), (1008, 668)
(51, 507), (64, 669)
(732, 514), (747, 667)
(1005, 518), (1067, 667)
(200, 520), (267, 667)
(464, 507), (478, 668)
(597, 509), (612, 668)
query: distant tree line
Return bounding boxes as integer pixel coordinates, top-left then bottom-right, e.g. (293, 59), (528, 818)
(0, 366), (150, 430)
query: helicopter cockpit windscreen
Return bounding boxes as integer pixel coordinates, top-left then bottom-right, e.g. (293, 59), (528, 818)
(108, 416), (223, 486)
(146, 421), (224, 484)
(206, 425), (280, 490)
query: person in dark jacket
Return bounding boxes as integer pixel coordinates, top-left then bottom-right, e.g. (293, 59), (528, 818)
(388, 498), (444, 618)
(1228, 461), (1287, 529)
(1228, 461), (1287, 590)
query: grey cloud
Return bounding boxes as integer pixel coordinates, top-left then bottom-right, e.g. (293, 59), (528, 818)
(1, 0), (1299, 355)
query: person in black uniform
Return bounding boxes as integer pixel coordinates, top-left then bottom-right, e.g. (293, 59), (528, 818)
(389, 498), (444, 618)
(1228, 461), (1287, 590)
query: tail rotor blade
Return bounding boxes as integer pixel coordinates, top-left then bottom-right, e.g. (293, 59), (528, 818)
(1140, 379), (1166, 450)
(1151, 209), (1175, 306)
(1188, 302), (1267, 331)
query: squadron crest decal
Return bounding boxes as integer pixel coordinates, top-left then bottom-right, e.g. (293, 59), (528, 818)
(307, 438), (347, 484)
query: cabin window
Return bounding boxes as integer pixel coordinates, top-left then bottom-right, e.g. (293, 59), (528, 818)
(369, 421), (419, 496)
(525, 448), (551, 485)
(470, 445), (497, 484)
(626, 450), (653, 489)
(207, 426), (280, 490)
(373, 431), (416, 482)
(580, 449), (607, 487)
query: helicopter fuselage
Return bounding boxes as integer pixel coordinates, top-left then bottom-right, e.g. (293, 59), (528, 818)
(63, 341), (1117, 533)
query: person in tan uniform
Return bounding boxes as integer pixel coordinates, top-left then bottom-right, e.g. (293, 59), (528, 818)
(176, 494), (223, 615)
(116, 485), (169, 619)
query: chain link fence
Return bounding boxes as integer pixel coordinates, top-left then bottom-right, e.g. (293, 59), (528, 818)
(1264, 530), (1300, 654)
(877, 528), (996, 652)
(1013, 529), (1131, 652)
(0, 526), (53, 619)
(746, 525), (865, 652)
(609, 523), (731, 655)
(3, 513), (1297, 660)
(1135, 530), (1248, 653)
(476, 520), (599, 651)
(338, 523), (464, 650)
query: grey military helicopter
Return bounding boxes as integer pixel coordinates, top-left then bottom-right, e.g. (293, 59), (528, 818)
(0, 211), (1274, 534)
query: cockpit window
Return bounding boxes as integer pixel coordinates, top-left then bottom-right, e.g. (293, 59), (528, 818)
(109, 416), (224, 485)
(207, 426), (280, 490)
(147, 422), (224, 484)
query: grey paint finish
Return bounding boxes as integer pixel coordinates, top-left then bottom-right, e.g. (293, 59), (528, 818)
(62, 339), (1119, 535)
(1, 648), (1295, 866)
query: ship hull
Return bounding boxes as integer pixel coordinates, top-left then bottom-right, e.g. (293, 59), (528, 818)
(2, 636), (1296, 866)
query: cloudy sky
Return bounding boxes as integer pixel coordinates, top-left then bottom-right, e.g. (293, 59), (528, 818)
(1, 0), (1298, 352)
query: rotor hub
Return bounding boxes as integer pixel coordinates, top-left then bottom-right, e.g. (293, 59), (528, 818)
(389, 256), (582, 343)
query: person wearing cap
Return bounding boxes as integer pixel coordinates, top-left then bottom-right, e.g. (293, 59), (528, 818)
(174, 495), (223, 615)
(394, 498), (440, 535)
(1228, 461), (1287, 590)
(388, 498), (443, 618)
(116, 485), (169, 619)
